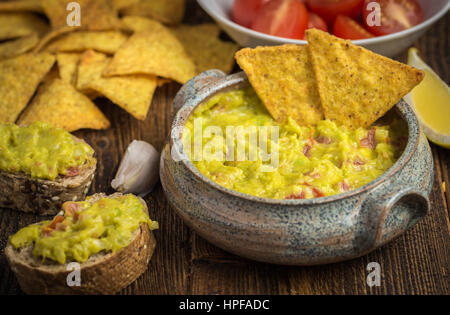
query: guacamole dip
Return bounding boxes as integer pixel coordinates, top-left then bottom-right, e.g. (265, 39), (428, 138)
(182, 88), (406, 199)
(0, 122), (94, 180)
(10, 194), (159, 264)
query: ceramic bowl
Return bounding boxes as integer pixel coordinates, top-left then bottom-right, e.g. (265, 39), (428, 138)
(197, 0), (450, 58)
(160, 70), (433, 265)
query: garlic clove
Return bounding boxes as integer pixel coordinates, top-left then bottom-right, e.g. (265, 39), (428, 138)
(111, 140), (160, 197)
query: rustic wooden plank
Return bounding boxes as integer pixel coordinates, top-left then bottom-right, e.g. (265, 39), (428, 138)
(189, 255), (291, 294)
(0, 209), (40, 294)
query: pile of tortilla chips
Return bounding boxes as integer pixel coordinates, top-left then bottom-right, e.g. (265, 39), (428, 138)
(0, 0), (239, 131)
(236, 29), (424, 129)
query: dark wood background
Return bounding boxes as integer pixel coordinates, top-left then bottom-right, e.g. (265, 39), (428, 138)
(0, 1), (449, 295)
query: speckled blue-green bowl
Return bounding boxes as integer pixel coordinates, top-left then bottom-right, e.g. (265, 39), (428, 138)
(160, 70), (433, 265)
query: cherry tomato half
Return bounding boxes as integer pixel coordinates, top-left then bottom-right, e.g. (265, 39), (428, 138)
(363, 0), (424, 36)
(333, 15), (374, 39)
(307, 12), (328, 32)
(251, 0), (309, 40)
(231, 0), (268, 28)
(306, 0), (363, 24)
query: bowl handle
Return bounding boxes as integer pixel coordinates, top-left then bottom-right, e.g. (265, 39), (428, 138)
(353, 185), (429, 254)
(172, 69), (227, 112)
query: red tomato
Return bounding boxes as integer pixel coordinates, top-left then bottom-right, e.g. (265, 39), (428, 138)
(251, 0), (309, 40)
(333, 15), (374, 39)
(231, 0), (268, 28)
(306, 0), (363, 24)
(362, 0), (424, 36)
(307, 12), (328, 32)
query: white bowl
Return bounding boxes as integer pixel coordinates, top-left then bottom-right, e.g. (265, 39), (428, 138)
(198, 0), (450, 57)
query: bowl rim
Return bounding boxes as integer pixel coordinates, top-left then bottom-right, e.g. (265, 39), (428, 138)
(197, 0), (450, 46)
(170, 71), (421, 205)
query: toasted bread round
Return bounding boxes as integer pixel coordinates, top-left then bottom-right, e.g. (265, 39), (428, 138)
(5, 193), (156, 295)
(0, 137), (96, 216)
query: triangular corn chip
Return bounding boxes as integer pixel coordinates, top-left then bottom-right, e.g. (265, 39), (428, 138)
(56, 53), (80, 85)
(0, 53), (55, 123)
(120, 0), (185, 25)
(171, 24), (238, 74)
(306, 29), (424, 129)
(18, 78), (110, 131)
(77, 50), (157, 120)
(103, 22), (196, 84)
(0, 12), (49, 40)
(235, 45), (323, 126)
(0, 33), (39, 60)
(0, 0), (43, 13)
(42, 31), (128, 54)
(40, 0), (120, 31)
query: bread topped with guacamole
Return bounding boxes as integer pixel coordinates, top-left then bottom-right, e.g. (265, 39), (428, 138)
(5, 193), (159, 295)
(0, 122), (96, 215)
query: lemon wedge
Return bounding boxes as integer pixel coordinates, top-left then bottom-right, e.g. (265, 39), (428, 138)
(404, 48), (450, 148)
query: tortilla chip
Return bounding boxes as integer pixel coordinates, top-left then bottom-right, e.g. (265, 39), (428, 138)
(56, 53), (80, 85)
(121, 15), (165, 33)
(0, 53), (55, 123)
(235, 45), (323, 126)
(172, 23), (220, 39)
(18, 78), (110, 131)
(0, 12), (49, 40)
(0, 33), (39, 60)
(0, 0), (43, 13)
(77, 50), (157, 120)
(43, 31), (128, 54)
(103, 22), (196, 84)
(171, 24), (238, 74)
(40, 0), (120, 31)
(42, 65), (61, 83)
(121, 0), (185, 25)
(157, 78), (171, 87)
(306, 29), (425, 129)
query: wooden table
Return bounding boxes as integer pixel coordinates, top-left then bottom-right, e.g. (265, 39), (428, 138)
(1, 2), (448, 295)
